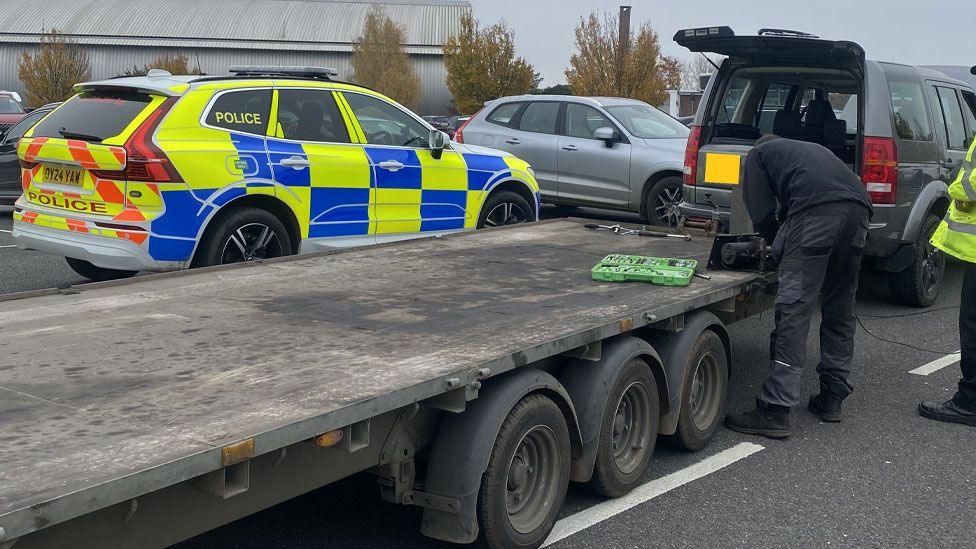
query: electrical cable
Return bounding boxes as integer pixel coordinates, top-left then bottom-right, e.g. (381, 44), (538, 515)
(855, 305), (960, 319)
(854, 313), (957, 355)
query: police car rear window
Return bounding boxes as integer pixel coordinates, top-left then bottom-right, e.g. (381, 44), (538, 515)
(32, 91), (153, 142)
(205, 89), (272, 134)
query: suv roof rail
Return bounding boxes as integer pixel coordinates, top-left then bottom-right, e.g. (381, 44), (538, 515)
(228, 66), (339, 79)
(757, 28), (820, 39)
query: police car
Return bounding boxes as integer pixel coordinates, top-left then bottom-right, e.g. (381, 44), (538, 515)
(13, 66), (540, 281)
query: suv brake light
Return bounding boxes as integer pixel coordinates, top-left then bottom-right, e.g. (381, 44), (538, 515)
(91, 97), (183, 183)
(683, 125), (702, 185)
(454, 110), (479, 144)
(861, 136), (897, 204)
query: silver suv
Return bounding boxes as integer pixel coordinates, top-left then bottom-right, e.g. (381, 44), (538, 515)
(459, 96), (689, 225)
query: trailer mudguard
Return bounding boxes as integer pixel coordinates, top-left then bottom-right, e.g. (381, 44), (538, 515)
(420, 368), (582, 544)
(646, 310), (730, 435)
(558, 335), (665, 484)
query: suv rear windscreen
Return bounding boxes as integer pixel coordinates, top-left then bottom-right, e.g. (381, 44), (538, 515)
(32, 91), (154, 142)
(711, 68), (860, 145)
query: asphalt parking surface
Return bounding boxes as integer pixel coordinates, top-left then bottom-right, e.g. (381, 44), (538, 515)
(1, 206), (971, 548)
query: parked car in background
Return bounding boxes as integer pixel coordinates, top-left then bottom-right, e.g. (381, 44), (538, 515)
(459, 96), (690, 226)
(13, 67), (539, 281)
(422, 115), (451, 131)
(0, 91), (27, 135)
(0, 102), (59, 205)
(675, 26), (976, 306)
(676, 115), (695, 126)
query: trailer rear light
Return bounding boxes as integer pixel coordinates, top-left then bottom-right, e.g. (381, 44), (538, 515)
(91, 97), (184, 183)
(454, 110), (479, 144)
(861, 136), (898, 204)
(683, 125), (702, 185)
(313, 430), (344, 447)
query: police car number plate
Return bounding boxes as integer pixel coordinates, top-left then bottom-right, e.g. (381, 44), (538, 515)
(43, 165), (85, 187)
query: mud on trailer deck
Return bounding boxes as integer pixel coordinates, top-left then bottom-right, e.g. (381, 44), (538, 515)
(0, 219), (773, 549)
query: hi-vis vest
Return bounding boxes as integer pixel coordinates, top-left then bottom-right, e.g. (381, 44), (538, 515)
(932, 140), (976, 264)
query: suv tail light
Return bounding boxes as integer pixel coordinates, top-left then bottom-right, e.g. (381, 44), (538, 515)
(91, 97), (183, 183)
(454, 110), (479, 144)
(683, 125), (702, 185)
(861, 136), (898, 204)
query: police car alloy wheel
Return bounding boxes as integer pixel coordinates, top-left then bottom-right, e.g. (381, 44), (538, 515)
(196, 207), (293, 267)
(478, 191), (534, 229)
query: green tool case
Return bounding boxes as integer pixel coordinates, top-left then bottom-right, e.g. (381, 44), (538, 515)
(591, 254), (698, 286)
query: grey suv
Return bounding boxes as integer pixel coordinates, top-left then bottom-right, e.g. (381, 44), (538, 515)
(674, 26), (976, 307)
(459, 96), (689, 225)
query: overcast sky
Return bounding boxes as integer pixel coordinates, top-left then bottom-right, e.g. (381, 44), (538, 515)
(466, 0), (971, 86)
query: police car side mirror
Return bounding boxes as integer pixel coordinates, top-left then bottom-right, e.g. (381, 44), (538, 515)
(429, 129), (449, 159)
(594, 127), (615, 148)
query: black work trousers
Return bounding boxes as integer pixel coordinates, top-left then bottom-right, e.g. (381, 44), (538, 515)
(760, 201), (871, 409)
(954, 262), (976, 410)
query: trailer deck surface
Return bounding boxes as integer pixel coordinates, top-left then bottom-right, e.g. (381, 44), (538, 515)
(0, 219), (764, 541)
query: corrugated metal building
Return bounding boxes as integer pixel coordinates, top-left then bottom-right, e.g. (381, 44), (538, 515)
(0, 0), (469, 114)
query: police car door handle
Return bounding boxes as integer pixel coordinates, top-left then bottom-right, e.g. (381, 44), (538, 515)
(378, 160), (405, 172)
(281, 156), (310, 169)
(505, 138), (521, 145)
(562, 144), (579, 151)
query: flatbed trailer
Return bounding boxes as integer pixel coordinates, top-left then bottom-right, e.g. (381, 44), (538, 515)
(0, 219), (773, 549)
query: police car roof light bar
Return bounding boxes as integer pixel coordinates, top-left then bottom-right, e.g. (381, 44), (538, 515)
(228, 66), (339, 80)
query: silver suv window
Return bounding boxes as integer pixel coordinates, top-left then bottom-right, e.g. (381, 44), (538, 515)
(604, 104), (688, 139)
(487, 102), (523, 126)
(516, 102), (560, 134)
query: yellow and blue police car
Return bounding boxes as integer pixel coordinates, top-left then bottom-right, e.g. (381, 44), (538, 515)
(12, 66), (540, 280)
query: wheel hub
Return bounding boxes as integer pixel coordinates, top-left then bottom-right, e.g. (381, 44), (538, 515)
(505, 425), (559, 535)
(610, 382), (652, 475)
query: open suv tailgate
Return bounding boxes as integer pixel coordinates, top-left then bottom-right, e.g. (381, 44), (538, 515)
(674, 26), (864, 67)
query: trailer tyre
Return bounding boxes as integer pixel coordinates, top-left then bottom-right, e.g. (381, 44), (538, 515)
(478, 394), (570, 549)
(668, 330), (728, 451)
(588, 358), (659, 498)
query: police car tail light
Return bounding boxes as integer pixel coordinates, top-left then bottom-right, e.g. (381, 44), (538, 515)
(861, 136), (898, 204)
(683, 125), (702, 185)
(93, 97), (184, 184)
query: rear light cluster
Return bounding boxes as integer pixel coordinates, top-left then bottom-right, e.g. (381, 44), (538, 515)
(682, 125), (702, 186)
(861, 136), (898, 204)
(91, 97), (184, 183)
(454, 109), (479, 144)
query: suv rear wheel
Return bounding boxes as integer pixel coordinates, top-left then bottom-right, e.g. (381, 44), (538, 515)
(888, 213), (945, 307)
(644, 176), (683, 227)
(196, 207), (293, 267)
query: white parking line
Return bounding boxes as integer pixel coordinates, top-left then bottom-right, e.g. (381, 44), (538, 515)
(0, 244), (18, 249)
(0, 229), (12, 234)
(910, 352), (962, 376)
(543, 442), (765, 547)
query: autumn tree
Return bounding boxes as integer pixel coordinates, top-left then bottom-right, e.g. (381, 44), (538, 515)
(681, 54), (719, 91)
(351, 5), (422, 110)
(565, 12), (681, 106)
(443, 13), (536, 114)
(120, 53), (202, 77)
(18, 30), (92, 107)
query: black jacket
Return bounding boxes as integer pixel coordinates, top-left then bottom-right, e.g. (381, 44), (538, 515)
(743, 139), (873, 242)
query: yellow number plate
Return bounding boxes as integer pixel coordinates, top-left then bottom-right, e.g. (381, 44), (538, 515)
(42, 165), (86, 187)
(703, 153), (741, 185)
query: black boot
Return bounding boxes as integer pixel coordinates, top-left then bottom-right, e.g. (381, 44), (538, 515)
(808, 394), (843, 423)
(918, 400), (976, 426)
(725, 400), (791, 439)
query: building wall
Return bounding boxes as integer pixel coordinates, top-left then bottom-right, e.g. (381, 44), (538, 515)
(0, 44), (453, 114)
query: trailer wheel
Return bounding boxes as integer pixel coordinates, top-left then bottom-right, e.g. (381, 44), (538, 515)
(589, 358), (659, 498)
(478, 394), (570, 549)
(669, 330), (728, 451)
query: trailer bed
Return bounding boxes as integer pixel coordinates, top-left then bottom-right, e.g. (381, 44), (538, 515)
(0, 219), (765, 541)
